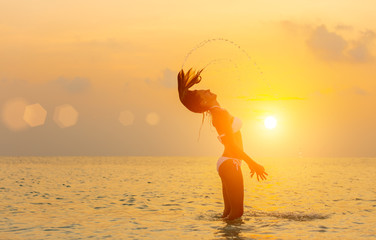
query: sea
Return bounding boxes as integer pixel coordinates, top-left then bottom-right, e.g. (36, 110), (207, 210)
(0, 156), (375, 240)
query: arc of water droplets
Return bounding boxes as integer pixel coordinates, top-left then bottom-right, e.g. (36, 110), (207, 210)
(181, 38), (251, 69)
(202, 58), (238, 71)
(201, 58), (243, 82)
(181, 38), (274, 96)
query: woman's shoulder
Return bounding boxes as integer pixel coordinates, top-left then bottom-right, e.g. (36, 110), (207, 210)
(211, 106), (231, 118)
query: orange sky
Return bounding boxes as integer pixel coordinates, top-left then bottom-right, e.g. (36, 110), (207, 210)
(1, 0), (375, 156)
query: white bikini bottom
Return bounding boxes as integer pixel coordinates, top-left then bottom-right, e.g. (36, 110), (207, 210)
(217, 156), (242, 172)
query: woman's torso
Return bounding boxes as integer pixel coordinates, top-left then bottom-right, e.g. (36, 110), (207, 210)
(211, 108), (244, 158)
(222, 130), (243, 157)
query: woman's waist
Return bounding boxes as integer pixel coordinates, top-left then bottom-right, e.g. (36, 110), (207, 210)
(220, 155), (241, 161)
(222, 149), (243, 159)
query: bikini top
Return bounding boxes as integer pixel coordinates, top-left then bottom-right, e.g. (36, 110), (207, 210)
(210, 106), (243, 143)
(217, 116), (243, 144)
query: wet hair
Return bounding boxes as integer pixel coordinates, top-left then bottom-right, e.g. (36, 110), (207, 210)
(177, 68), (209, 113)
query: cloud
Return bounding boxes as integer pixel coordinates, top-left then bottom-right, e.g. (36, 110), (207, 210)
(307, 25), (375, 62)
(348, 30), (376, 62)
(310, 86), (369, 98)
(159, 68), (177, 88)
(307, 25), (348, 61)
(52, 77), (91, 94)
(0, 76), (92, 108)
(281, 21), (375, 63)
(144, 68), (177, 89)
(353, 87), (368, 96)
(347, 86), (368, 96)
(348, 44), (370, 62)
(335, 24), (353, 31)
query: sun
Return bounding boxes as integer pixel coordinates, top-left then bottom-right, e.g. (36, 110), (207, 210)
(264, 116), (277, 129)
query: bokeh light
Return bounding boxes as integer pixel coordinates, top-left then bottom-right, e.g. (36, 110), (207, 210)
(53, 104), (79, 128)
(23, 103), (47, 127)
(118, 110), (135, 126)
(146, 112), (160, 126)
(1, 98), (29, 131)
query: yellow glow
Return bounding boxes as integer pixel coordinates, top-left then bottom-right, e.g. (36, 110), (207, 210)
(264, 116), (277, 129)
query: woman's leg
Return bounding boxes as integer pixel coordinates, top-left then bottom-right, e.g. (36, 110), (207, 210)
(221, 178), (231, 218)
(219, 160), (244, 220)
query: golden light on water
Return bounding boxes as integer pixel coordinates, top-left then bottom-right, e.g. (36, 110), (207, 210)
(264, 116), (277, 129)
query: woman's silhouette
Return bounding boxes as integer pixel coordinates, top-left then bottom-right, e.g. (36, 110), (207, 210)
(177, 69), (268, 220)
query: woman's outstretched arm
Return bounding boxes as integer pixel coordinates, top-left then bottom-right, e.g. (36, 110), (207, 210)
(223, 138), (268, 181)
(238, 149), (268, 181)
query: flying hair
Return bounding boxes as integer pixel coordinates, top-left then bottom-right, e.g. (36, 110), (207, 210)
(177, 68), (214, 140)
(177, 68), (206, 113)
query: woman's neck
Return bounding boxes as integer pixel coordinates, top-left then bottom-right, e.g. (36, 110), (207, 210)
(208, 105), (223, 114)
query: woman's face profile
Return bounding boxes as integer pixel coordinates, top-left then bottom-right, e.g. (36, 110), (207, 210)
(197, 89), (217, 108)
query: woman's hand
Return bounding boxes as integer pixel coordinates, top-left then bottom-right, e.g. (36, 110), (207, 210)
(249, 163), (268, 181)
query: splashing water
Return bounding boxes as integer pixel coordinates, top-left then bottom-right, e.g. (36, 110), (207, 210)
(181, 38), (274, 96)
(244, 210), (331, 222)
(202, 58), (238, 71)
(181, 38), (252, 69)
(198, 209), (330, 222)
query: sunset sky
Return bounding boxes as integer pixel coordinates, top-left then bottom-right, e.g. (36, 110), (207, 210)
(1, 0), (375, 157)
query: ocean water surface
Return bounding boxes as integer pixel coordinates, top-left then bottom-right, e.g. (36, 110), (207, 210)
(0, 156), (375, 239)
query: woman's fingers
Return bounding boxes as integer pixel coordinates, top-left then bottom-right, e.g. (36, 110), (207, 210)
(262, 172), (267, 180)
(252, 167), (268, 181)
(255, 171), (268, 181)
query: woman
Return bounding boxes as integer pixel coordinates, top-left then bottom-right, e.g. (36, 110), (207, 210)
(177, 68), (268, 220)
